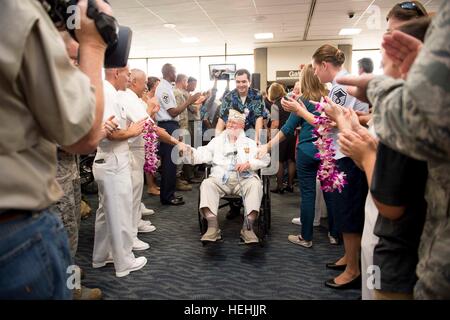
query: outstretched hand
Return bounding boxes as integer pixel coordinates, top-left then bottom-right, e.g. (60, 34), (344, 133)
(257, 144), (269, 159)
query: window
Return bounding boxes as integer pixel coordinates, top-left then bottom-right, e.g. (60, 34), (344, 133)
(147, 57), (200, 84)
(128, 59), (147, 74)
(126, 54), (254, 97)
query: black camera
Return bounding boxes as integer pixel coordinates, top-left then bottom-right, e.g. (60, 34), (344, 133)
(38, 0), (132, 68)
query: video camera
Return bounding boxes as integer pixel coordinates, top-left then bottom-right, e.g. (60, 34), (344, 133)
(38, 0), (132, 68)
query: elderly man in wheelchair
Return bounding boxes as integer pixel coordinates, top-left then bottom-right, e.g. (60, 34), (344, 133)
(183, 109), (270, 244)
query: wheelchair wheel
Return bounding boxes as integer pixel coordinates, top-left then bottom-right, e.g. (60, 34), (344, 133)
(80, 154), (96, 194)
(262, 175), (271, 231)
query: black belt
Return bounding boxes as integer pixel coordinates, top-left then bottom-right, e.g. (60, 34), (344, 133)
(158, 120), (178, 124)
(0, 209), (34, 223)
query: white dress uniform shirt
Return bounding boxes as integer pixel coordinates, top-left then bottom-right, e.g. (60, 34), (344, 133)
(155, 79), (178, 122)
(189, 130), (270, 182)
(98, 81), (129, 154)
(118, 88), (148, 148)
(329, 69), (369, 159)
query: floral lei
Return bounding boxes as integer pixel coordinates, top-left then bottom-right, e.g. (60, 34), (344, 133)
(312, 102), (347, 193)
(143, 119), (159, 174)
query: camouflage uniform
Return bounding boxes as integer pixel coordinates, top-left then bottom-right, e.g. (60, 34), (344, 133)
(50, 149), (81, 260)
(173, 88), (190, 131)
(367, 1), (450, 299)
(173, 88), (192, 180)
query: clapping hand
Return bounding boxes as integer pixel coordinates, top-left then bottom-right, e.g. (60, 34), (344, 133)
(103, 115), (119, 139)
(338, 127), (378, 169)
(281, 96), (304, 114)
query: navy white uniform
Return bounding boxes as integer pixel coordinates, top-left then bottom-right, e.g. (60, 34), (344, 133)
(118, 89), (148, 241)
(92, 81), (137, 276)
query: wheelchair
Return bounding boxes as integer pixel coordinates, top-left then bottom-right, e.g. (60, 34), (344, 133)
(79, 153), (97, 194)
(197, 166), (271, 247)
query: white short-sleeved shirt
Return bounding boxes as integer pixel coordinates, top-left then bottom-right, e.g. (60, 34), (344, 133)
(155, 78), (178, 122)
(329, 70), (369, 159)
(118, 88), (148, 148)
(97, 81), (129, 153)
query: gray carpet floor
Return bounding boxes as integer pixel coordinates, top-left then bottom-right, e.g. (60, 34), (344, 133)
(76, 179), (361, 300)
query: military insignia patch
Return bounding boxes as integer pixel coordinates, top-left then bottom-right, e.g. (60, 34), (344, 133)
(162, 93), (169, 104)
(332, 88), (347, 106)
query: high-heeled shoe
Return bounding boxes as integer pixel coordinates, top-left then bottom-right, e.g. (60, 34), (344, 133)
(325, 275), (361, 290)
(326, 262), (347, 271)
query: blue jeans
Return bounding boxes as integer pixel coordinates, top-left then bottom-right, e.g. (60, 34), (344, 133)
(0, 210), (72, 299)
(296, 145), (340, 239)
(297, 148), (320, 241)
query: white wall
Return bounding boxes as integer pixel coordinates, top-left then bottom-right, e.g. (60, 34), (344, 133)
(266, 42), (340, 81)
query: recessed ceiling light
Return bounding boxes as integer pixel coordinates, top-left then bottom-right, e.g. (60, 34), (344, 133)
(338, 28), (361, 36)
(254, 32), (273, 40)
(163, 23), (176, 29)
(180, 37), (200, 43)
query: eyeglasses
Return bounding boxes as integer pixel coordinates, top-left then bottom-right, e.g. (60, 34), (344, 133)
(399, 1), (426, 17)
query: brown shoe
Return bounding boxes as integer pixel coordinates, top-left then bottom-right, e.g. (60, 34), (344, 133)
(201, 227), (222, 242)
(240, 229), (259, 244)
(80, 200), (92, 220)
(73, 286), (102, 300)
(176, 180), (192, 191)
(178, 178), (190, 185)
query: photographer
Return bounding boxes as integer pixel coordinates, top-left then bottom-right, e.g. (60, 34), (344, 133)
(0, 0), (113, 299)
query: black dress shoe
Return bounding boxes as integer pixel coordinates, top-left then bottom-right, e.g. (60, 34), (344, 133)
(326, 262), (347, 271)
(174, 195), (183, 201)
(284, 186), (294, 193)
(162, 198), (185, 206)
(325, 275), (361, 290)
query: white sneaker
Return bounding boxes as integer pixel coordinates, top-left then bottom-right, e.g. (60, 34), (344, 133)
(115, 257), (147, 278)
(291, 217), (301, 226)
(328, 232), (339, 245)
(92, 256), (114, 269)
(138, 223), (156, 233)
(140, 203), (155, 216)
(133, 238), (150, 251)
(139, 219), (153, 227)
(292, 217), (321, 227)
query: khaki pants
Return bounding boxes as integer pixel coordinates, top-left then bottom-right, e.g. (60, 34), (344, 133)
(199, 176), (263, 216)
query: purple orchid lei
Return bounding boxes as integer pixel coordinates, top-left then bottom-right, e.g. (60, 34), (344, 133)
(143, 119), (159, 174)
(312, 102), (347, 193)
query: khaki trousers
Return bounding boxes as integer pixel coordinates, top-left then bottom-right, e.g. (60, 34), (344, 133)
(199, 176), (263, 216)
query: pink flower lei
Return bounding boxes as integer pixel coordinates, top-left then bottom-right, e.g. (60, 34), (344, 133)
(143, 119), (159, 174)
(312, 102), (347, 193)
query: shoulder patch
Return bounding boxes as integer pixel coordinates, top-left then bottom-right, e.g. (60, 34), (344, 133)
(332, 88), (347, 106)
(162, 93), (169, 104)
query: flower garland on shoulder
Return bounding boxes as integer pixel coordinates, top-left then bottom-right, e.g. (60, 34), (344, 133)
(143, 119), (159, 174)
(312, 102), (347, 193)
